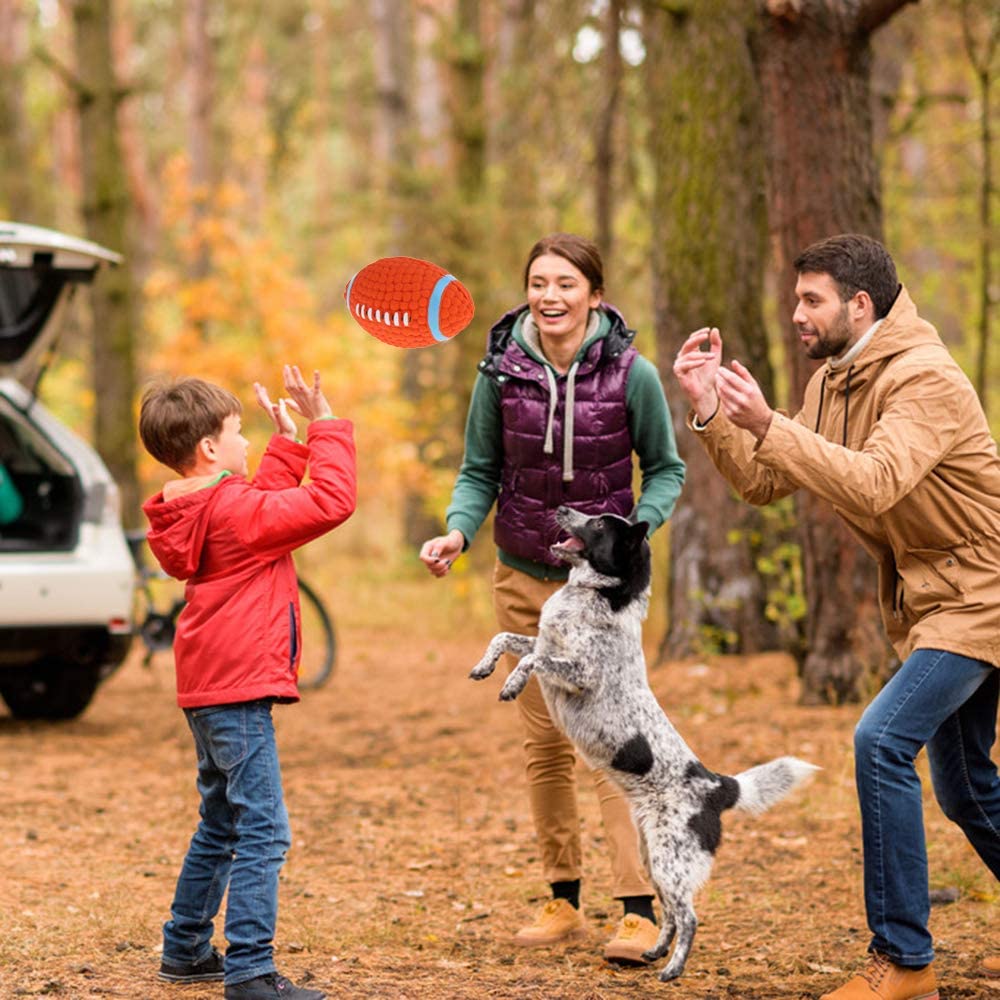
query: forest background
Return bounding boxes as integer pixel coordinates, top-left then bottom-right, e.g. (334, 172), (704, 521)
(0, 0), (997, 703)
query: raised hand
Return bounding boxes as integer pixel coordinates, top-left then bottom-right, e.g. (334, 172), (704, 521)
(715, 359), (774, 441)
(673, 327), (723, 423)
(282, 365), (333, 422)
(254, 381), (297, 440)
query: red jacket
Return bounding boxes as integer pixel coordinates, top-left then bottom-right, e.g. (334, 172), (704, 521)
(142, 419), (357, 708)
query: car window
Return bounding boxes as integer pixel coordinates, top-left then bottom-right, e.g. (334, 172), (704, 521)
(0, 398), (75, 476)
(0, 269), (41, 326)
(0, 265), (67, 364)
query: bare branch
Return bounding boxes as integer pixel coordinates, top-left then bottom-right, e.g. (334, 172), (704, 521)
(959, 0), (1000, 77)
(857, 0), (921, 34)
(32, 42), (89, 98)
(888, 90), (967, 140)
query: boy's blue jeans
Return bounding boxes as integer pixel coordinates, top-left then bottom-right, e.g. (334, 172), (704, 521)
(854, 648), (1000, 967)
(162, 699), (291, 986)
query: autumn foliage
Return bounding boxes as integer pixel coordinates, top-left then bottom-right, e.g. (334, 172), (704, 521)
(137, 155), (458, 548)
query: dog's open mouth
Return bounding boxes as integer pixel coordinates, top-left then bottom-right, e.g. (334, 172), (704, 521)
(557, 535), (585, 552)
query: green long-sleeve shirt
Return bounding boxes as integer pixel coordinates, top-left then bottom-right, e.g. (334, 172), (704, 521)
(446, 313), (685, 580)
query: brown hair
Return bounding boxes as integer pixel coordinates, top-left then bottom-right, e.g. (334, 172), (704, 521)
(139, 377), (241, 474)
(794, 234), (900, 319)
(523, 233), (605, 294)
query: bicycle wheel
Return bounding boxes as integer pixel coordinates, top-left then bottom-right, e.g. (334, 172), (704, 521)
(296, 576), (336, 690)
(130, 534), (187, 667)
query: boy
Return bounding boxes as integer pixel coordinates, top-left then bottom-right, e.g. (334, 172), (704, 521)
(139, 366), (356, 1000)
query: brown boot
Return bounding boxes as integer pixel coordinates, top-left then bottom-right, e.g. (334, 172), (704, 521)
(820, 952), (938, 1000)
(603, 914), (659, 966)
(512, 898), (588, 947)
(979, 955), (1000, 979)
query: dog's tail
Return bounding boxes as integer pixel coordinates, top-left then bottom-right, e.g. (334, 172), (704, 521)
(732, 756), (818, 815)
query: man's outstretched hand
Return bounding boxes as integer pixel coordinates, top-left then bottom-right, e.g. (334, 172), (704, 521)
(673, 327), (722, 424)
(715, 359), (774, 442)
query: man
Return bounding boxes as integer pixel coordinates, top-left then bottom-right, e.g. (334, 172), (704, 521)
(672, 233), (1000, 1000)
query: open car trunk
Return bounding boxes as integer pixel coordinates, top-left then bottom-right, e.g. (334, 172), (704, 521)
(0, 222), (122, 554)
(0, 394), (81, 552)
(0, 220), (121, 387)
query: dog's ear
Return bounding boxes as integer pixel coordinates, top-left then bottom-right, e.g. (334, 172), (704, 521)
(629, 520), (650, 546)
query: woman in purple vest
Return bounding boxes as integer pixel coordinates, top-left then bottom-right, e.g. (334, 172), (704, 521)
(420, 233), (685, 965)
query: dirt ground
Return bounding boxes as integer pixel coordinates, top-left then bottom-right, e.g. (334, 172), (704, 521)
(1, 566), (997, 1000)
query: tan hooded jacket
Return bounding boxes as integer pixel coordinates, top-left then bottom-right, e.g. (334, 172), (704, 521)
(690, 286), (1000, 667)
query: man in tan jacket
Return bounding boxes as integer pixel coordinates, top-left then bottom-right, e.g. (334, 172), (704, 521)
(673, 234), (999, 1000)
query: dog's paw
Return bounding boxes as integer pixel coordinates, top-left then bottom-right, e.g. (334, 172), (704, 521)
(498, 678), (524, 701)
(469, 660), (496, 681)
(657, 960), (685, 982)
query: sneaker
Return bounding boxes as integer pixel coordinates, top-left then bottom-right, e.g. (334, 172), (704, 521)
(979, 955), (1000, 979)
(224, 972), (326, 1000)
(512, 898), (588, 947)
(603, 914), (659, 966)
(158, 946), (225, 983)
(820, 952), (939, 1000)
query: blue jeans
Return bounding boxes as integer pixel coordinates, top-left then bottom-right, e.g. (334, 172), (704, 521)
(162, 700), (292, 986)
(854, 649), (1000, 966)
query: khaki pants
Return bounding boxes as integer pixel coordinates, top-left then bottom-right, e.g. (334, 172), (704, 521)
(492, 560), (652, 898)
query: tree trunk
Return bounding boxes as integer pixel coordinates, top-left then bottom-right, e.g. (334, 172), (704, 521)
(241, 38), (269, 231)
(492, 0), (540, 258)
(0, 0), (34, 219)
(753, 0), (916, 702)
(370, 0), (441, 545)
(113, 10), (158, 265)
(446, 0), (488, 387)
(643, 0), (779, 660)
(401, 0), (490, 548)
(70, 0), (141, 527)
(449, 0), (486, 207)
(370, 0), (413, 251)
(594, 0), (623, 263)
(184, 0), (214, 300)
(959, 0), (999, 419)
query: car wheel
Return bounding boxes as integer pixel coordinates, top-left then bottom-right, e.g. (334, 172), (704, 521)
(0, 656), (102, 720)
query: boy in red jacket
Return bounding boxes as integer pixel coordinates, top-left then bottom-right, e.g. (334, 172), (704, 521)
(139, 366), (356, 1000)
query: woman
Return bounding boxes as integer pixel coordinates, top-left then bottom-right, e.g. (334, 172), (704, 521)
(420, 233), (685, 965)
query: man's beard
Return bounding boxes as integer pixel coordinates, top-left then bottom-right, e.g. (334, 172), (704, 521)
(801, 304), (853, 360)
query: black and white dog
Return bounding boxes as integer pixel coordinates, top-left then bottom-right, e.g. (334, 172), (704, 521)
(471, 506), (816, 982)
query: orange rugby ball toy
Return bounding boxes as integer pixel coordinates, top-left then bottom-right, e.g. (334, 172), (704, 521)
(344, 256), (475, 348)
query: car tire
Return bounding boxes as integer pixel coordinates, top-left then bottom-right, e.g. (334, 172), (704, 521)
(0, 656), (102, 720)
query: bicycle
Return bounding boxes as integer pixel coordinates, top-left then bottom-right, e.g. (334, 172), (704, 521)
(126, 531), (337, 690)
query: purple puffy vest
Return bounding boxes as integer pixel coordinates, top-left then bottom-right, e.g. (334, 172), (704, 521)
(492, 322), (637, 567)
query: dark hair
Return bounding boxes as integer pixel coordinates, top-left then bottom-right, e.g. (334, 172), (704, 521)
(793, 234), (900, 319)
(523, 233), (604, 294)
(139, 376), (241, 474)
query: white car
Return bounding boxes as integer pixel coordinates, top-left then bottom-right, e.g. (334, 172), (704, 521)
(0, 221), (134, 719)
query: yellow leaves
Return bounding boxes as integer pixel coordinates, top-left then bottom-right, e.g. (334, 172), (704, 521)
(140, 156), (438, 512)
(158, 155), (192, 231)
(35, 357), (95, 442)
(142, 267), (176, 301)
(178, 281), (241, 327)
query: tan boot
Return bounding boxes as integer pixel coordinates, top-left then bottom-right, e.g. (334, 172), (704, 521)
(512, 898), (588, 947)
(820, 952), (938, 1000)
(603, 914), (659, 966)
(979, 955), (1000, 979)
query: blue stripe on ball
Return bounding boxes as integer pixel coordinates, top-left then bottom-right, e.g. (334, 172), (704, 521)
(427, 274), (456, 342)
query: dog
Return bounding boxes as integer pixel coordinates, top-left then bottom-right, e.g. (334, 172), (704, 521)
(470, 506), (817, 982)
